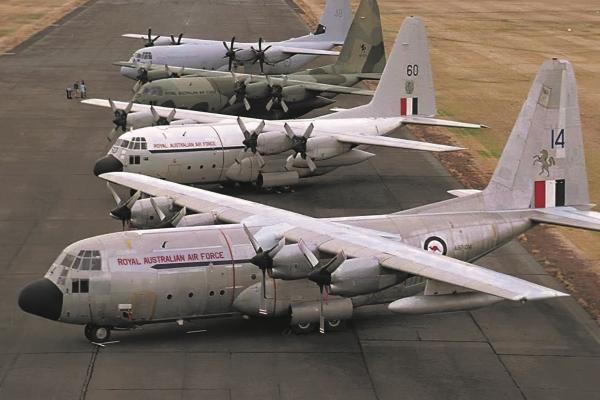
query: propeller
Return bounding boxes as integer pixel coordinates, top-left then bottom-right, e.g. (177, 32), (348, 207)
(165, 64), (185, 78)
(106, 182), (141, 230)
(222, 36), (239, 71)
(237, 117), (265, 166)
(108, 98), (134, 142)
(150, 106), (176, 126)
(283, 123), (317, 172)
(250, 37), (272, 73)
(144, 28), (160, 47)
(298, 240), (346, 333)
(228, 73), (252, 110)
(265, 76), (289, 113)
(132, 66), (150, 92)
(170, 33), (184, 45)
(242, 224), (284, 315)
(149, 197), (186, 228)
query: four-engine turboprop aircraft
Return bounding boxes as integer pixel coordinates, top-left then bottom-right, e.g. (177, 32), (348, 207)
(20, 59), (600, 342)
(119, 0), (351, 79)
(122, 0), (386, 120)
(88, 17), (484, 188)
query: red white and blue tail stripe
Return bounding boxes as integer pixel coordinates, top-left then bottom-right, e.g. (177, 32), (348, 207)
(534, 179), (565, 208)
(400, 97), (418, 116)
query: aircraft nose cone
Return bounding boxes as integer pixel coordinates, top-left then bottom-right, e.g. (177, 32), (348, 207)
(94, 155), (123, 176)
(18, 278), (63, 321)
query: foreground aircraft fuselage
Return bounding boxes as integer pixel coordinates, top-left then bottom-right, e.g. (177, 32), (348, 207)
(21, 210), (532, 341)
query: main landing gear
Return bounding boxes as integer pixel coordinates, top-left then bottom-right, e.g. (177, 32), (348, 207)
(290, 320), (345, 334)
(84, 324), (112, 342)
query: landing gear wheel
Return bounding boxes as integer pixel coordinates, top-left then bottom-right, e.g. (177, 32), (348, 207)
(84, 324), (111, 342)
(290, 321), (317, 334)
(325, 319), (345, 332)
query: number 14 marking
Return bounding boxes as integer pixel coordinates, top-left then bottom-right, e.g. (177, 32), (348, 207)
(551, 128), (565, 149)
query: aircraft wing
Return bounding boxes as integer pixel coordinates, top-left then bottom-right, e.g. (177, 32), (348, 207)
(278, 47), (340, 56)
(112, 62), (375, 96)
(333, 133), (464, 152)
(99, 171), (568, 302)
(81, 98), (243, 124)
(121, 34), (201, 44)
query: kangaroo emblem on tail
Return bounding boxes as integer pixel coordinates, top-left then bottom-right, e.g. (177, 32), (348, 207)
(533, 149), (555, 176)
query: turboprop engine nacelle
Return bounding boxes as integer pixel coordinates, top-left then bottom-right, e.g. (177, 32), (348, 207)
(225, 156), (262, 183)
(176, 213), (217, 227)
(306, 136), (351, 161)
(270, 243), (315, 280)
(282, 85), (308, 103)
(130, 196), (175, 228)
(257, 131), (294, 155)
(126, 111), (156, 129)
(330, 257), (408, 297)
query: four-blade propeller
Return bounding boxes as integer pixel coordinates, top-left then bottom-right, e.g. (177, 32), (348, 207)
(237, 117), (266, 166)
(108, 98), (134, 142)
(265, 76), (289, 113)
(222, 36), (240, 71)
(284, 123), (317, 172)
(143, 28), (160, 47)
(228, 73), (252, 110)
(298, 240), (346, 333)
(250, 37), (272, 74)
(242, 224), (285, 315)
(106, 183), (141, 230)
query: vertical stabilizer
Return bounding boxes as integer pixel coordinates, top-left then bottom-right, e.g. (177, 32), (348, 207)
(321, 16), (435, 119)
(332, 0), (385, 74)
(483, 59), (589, 210)
(313, 0), (352, 44)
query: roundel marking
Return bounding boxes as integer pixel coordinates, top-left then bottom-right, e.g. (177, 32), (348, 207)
(424, 236), (447, 255)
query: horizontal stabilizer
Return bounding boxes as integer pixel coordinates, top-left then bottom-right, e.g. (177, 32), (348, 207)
(402, 116), (487, 130)
(334, 134), (464, 152)
(531, 207), (600, 231)
(447, 189), (482, 197)
(279, 47), (340, 56)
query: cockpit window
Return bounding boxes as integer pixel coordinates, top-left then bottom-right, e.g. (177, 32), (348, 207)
(126, 137), (148, 151)
(142, 86), (163, 96)
(135, 52), (141, 59)
(60, 253), (75, 268)
(71, 250), (102, 271)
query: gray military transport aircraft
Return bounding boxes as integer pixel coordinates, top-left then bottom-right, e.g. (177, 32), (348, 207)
(118, 0), (386, 120)
(89, 17), (484, 189)
(119, 0), (351, 78)
(20, 59), (600, 342)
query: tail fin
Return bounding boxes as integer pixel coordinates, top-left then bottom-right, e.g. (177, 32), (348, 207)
(398, 59), (590, 217)
(321, 16), (435, 119)
(314, 0), (352, 44)
(331, 0), (385, 74)
(483, 59), (589, 210)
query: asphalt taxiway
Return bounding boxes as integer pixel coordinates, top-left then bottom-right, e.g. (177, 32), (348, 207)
(0, 0), (598, 399)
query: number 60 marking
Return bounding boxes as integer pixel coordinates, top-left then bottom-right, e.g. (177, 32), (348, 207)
(407, 64), (419, 76)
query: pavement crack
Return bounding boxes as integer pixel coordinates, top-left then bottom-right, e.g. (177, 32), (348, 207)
(468, 311), (528, 400)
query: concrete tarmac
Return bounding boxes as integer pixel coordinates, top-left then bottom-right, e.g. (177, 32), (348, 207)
(0, 0), (598, 399)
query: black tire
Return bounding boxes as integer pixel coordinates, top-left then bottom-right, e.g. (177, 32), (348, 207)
(290, 321), (317, 334)
(326, 319), (345, 332)
(85, 324), (111, 342)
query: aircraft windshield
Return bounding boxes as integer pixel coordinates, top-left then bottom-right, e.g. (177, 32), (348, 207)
(57, 250), (101, 271)
(120, 137), (147, 150)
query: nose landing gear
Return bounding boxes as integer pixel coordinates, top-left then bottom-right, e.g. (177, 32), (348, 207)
(84, 324), (112, 342)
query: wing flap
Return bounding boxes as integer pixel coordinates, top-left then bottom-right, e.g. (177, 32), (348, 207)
(333, 134), (464, 152)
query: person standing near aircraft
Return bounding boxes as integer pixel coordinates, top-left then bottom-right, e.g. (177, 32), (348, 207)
(80, 80), (87, 99)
